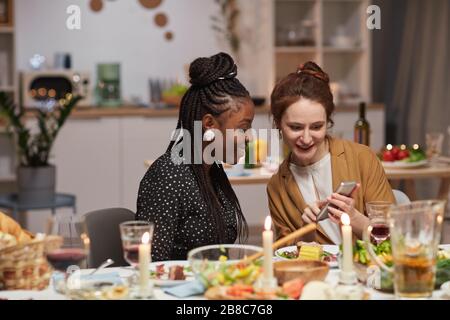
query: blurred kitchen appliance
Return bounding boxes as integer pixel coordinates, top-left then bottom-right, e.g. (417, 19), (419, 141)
(54, 52), (72, 69)
(0, 50), (8, 86)
(96, 63), (122, 107)
(21, 70), (93, 108)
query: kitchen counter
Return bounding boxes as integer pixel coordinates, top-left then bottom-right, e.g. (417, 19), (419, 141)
(50, 103), (384, 119)
(2, 104), (385, 122)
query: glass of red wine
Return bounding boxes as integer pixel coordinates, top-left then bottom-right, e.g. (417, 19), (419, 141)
(119, 221), (154, 268)
(45, 215), (90, 292)
(366, 201), (392, 245)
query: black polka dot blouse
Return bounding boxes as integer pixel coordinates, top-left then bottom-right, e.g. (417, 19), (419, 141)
(136, 151), (238, 261)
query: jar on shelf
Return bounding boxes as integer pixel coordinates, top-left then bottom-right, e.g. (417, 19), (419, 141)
(298, 20), (316, 46)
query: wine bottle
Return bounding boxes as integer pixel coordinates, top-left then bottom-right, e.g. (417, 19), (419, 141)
(244, 141), (255, 169)
(354, 102), (370, 146)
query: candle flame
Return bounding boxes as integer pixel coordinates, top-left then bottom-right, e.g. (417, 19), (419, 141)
(264, 216), (272, 231)
(141, 232), (150, 244)
(341, 213), (350, 226)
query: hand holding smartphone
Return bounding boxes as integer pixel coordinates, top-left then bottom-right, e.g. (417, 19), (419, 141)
(316, 181), (357, 221)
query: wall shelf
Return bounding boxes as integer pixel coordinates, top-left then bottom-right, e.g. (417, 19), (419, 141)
(273, 0), (371, 103)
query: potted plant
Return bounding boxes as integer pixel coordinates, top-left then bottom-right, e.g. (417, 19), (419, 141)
(0, 92), (81, 205)
(211, 0), (241, 58)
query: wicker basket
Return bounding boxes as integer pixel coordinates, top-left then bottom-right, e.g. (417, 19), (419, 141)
(0, 235), (63, 290)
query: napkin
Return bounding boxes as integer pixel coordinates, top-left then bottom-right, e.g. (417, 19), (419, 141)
(163, 279), (206, 298)
(52, 271), (124, 287)
(225, 170), (251, 177)
(80, 272), (124, 284)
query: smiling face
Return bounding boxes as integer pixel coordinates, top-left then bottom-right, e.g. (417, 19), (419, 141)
(279, 98), (328, 166)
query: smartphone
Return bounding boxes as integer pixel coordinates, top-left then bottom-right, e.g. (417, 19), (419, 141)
(316, 181), (357, 221)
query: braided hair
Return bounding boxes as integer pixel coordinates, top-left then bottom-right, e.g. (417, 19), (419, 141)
(166, 52), (250, 244)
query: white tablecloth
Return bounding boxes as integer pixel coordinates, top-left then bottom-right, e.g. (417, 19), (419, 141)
(0, 267), (447, 300)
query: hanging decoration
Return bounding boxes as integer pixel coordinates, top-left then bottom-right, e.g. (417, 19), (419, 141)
(88, 0), (173, 41)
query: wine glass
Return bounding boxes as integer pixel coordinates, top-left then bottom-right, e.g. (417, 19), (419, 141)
(425, 132), (444, 161)
(119, 221), (154, 267)
(366, 201), (392, 245)
(45, 215), (90, 292)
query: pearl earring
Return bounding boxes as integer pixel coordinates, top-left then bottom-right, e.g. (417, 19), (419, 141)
(203, 129), (215, 142)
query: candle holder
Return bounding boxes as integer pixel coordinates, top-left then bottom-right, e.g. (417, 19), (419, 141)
(254, 276), (278, 294)
(123, 272), (154, 300)
(335, 270), (365, 300)
(129, 281), (154, 300)
(339, 269), (358, 285)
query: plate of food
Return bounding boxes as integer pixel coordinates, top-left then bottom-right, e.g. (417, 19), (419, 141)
(274, 242), (339, 268)
(379, 144), (428, 169)
(149, 260), (194, 287)
(381, 159), (428, 169)
(204, 278), (305, 300)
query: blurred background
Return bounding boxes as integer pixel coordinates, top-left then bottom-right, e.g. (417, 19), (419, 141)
(0, 0), (448, 243)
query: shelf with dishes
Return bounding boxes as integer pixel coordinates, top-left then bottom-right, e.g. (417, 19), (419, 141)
(273, 0), (371, 102)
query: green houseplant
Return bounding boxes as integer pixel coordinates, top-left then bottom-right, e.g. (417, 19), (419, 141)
(0, 92), (81, 204)
(211, 0), (241, 57)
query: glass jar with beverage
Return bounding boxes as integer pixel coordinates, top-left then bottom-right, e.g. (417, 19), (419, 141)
(364, 200), (445, 299)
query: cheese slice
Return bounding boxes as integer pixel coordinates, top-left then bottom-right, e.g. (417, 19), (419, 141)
(298, 244), (323, 261)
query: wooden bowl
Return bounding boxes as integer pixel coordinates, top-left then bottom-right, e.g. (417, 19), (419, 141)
(274, 260), (329, 285)
(161, 95), (182, 108)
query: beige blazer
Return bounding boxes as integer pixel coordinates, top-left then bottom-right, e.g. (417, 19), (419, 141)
(267, 138), (395, 244)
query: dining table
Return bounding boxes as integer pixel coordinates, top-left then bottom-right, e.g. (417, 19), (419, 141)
(224, 161), (450, 201)
(144, 158), (450, 201)
(1, 253), (449, 300)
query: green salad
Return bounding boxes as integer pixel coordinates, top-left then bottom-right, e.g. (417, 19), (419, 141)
(192, 257), (263, 288)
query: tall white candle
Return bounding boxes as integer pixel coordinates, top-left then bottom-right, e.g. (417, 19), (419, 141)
(139, 232), (151, 296)
(341, 213), (353, 273)
(263, 216), (274, 281)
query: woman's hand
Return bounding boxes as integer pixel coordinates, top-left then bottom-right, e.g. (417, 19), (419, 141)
(326, 183), (369, 238)
(301, 199), (328, 224)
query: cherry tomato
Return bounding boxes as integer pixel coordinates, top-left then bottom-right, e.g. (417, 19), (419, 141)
(382, 150), (395, 162)
(397, 149), (410, 160)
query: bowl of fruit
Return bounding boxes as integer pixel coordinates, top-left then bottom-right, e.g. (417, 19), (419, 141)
(378, 144), (427, 168)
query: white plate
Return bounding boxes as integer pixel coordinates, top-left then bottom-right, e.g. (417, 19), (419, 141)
(150, 260), (194, 287)
(382, 160), (428, 169)
(275, 245), (339, 268)
(439, 244), (450, 251)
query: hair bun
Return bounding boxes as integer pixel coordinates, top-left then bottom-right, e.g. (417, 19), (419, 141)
(189, 52), (238, 87)
(297, 61), (330, 83)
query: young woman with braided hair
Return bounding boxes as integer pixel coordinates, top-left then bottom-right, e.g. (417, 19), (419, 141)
(268, 61), (395, 245)
(136, 52), (254, 261)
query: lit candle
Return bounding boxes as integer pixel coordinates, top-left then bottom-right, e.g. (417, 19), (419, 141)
(263, 216), (274, 281)
(341, 213), (353, 273)
(139, 232), (151, 297)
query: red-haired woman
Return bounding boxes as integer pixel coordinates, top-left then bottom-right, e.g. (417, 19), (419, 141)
(267, 62), (395, 244)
